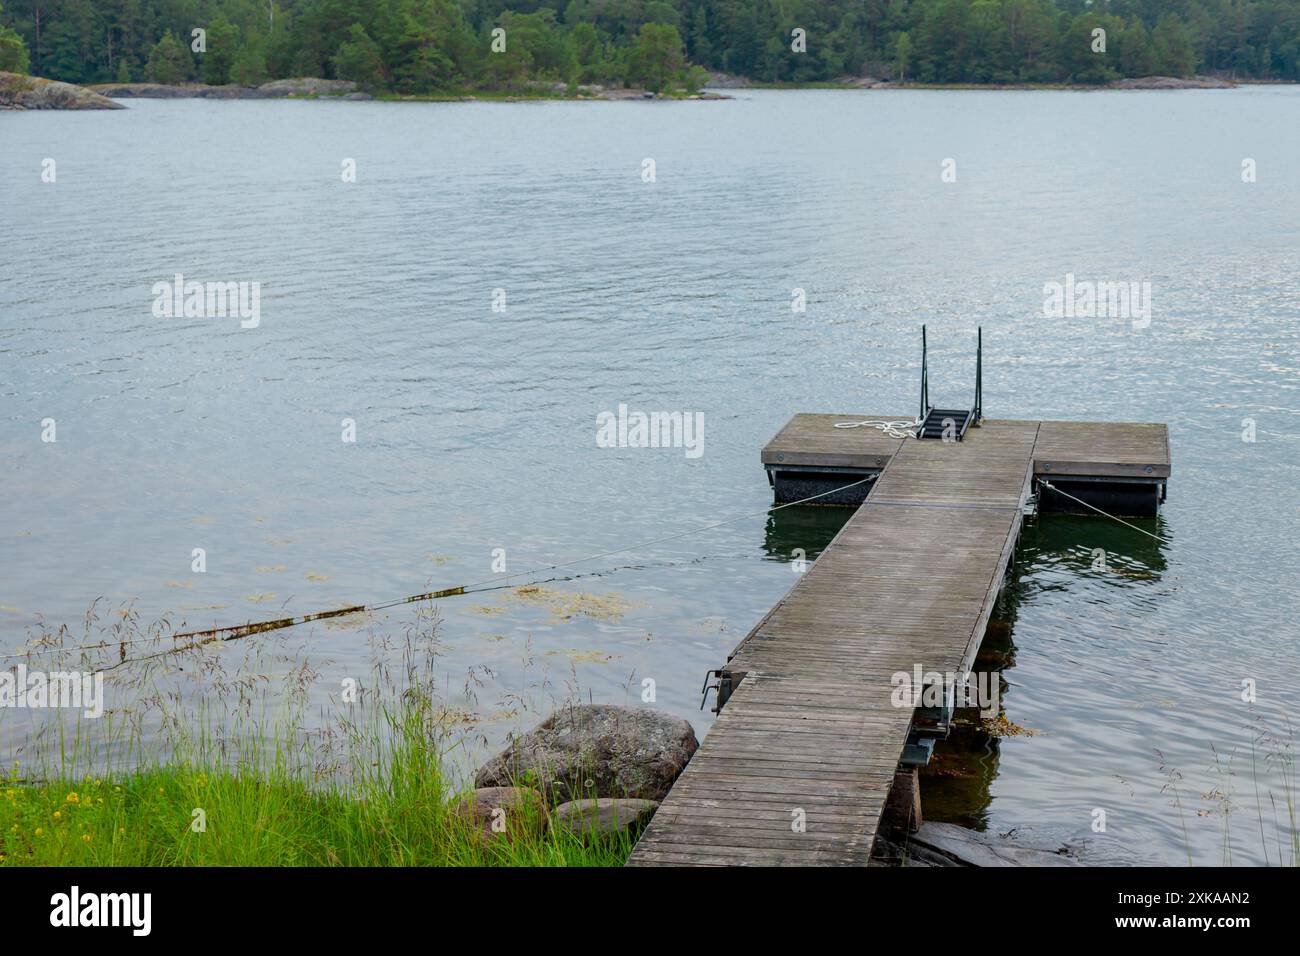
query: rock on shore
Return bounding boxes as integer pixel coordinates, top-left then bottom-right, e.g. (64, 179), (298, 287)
(0, 72), (125, 110)
(1108, 75), (1235, 89)
(257, 77), (359, 96)
(475, 704), (698, 803)
(706, 70), (752, 88)
(452, 786), (550, 843)
(553, 797), (660, 840)
(90, 77), (360, 99)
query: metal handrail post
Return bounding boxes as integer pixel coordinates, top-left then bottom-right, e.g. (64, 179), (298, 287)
(920, 325), (929, 421)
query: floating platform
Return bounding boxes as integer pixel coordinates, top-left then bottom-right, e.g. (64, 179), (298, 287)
(627, 415), (1170, 867)
(763, 414), (1169, 516)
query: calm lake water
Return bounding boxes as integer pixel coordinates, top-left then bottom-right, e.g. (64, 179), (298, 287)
(3, 88), (1299, 865)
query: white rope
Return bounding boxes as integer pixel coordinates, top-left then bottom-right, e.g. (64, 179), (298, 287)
(833, 417), (923, 439)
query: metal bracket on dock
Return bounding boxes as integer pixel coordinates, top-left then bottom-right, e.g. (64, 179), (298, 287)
(899, 737), (936, 768)
(1021, 491), (1039, 517)
(899, 679), (955, 769)
(699, 669), (721, 711)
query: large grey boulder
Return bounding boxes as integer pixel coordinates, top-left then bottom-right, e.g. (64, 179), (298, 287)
(258, 77), (356, 97)
(475, 705), (698, 802)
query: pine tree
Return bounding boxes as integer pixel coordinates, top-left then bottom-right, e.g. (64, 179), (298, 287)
(0, 1), (29, 73)
(333, 23), (383, 89)
(146, 32), (189, 84)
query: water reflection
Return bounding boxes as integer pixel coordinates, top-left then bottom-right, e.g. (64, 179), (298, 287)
(764, 503), (1175, 835)
(1018, 514), (1170, 583)
(761, 504), (855, 563)
(926, 512), (1170, 831)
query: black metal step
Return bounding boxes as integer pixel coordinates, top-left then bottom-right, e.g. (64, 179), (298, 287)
(918, 407), (973, 441)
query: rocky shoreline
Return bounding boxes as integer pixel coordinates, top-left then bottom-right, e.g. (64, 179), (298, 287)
(2, 72), (727, 109)
(0, 71), (124, 109)
(467, 702), (1090, 865)
(89, 76), (371, 100)
(715, 69), (1241, 91)
(3, 69), (1250, 112)
(89, 77), (727, 102)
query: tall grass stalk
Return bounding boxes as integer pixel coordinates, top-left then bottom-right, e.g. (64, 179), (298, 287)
(2, 603), (631, 866)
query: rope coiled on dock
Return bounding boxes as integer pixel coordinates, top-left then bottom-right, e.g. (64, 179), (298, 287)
(833, 417), (923, 439)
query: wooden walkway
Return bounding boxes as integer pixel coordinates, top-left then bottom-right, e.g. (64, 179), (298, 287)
(627, 416), (1168, 867)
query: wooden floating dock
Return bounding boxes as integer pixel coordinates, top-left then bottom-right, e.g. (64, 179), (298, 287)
(627, 414), (1170, 866)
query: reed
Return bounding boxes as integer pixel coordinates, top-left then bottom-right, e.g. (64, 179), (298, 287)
(2, 602), (632, 867)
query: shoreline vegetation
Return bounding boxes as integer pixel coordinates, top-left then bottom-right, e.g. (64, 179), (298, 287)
(2, 723), (636, 867)
(2, 1), (1299, 110)
(0, 605), (662, 867)
(1, 68), (1268, 111)
(5, 0), (1297, 111)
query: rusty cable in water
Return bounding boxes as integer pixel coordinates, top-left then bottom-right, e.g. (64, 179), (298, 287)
(2, 475), (877, 664)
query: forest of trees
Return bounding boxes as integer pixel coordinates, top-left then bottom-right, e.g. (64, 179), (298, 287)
(1, 0), (1298, 93)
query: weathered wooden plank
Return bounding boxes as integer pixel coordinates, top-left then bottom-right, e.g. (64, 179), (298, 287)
(1033, 420), (1170, 477)
(629, 415), (1168, 867)
(761, 413), (905, 468)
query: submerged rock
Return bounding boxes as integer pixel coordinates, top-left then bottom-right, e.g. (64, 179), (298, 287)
(902, 822), (1084, 866)
(554, 798), (659, 840)
(1, 72), (125, 110)
(475, 704), (698, 802)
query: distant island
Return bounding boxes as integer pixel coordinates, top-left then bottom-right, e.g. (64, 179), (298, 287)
(0, 68), (1256, 112)
(1, 0), (1297, 104)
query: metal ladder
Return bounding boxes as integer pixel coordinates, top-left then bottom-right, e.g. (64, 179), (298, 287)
(917, 325), (983, 441)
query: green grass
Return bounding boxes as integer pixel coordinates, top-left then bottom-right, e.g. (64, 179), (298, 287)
(2, 765), (631, 867)
(2, 608), (634, 867)
(2, 703), (632, 867)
